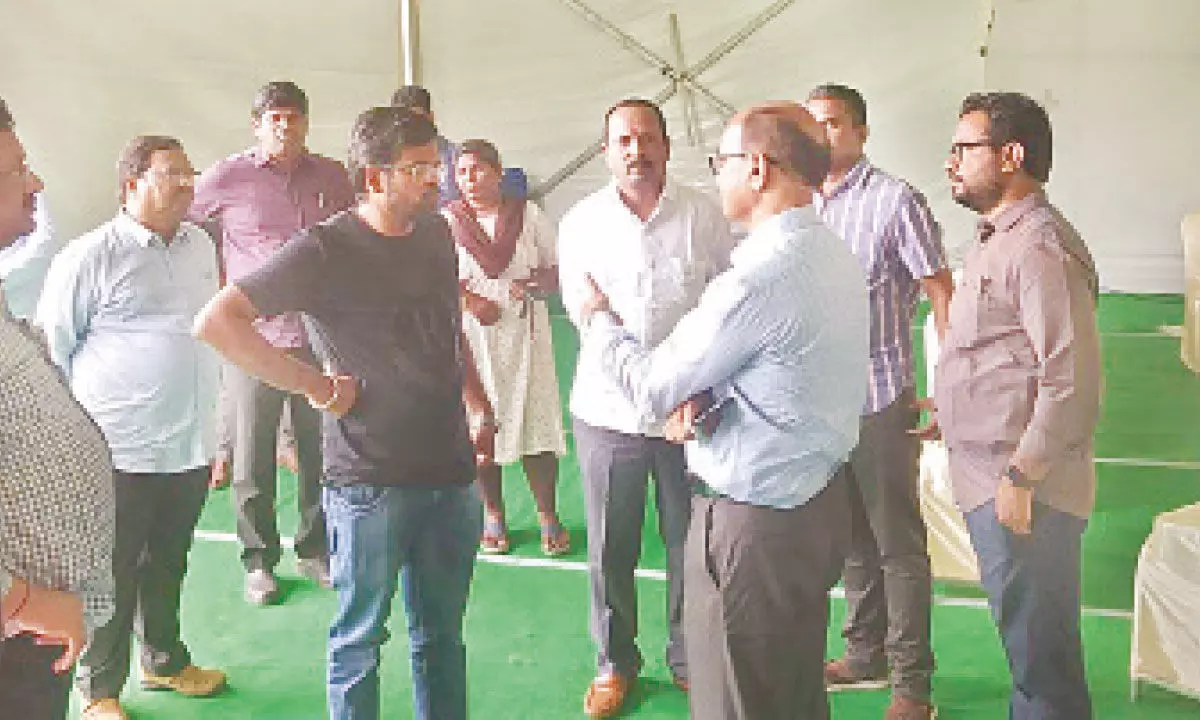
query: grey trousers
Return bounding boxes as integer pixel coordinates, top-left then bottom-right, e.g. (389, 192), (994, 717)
(76, 468), (209, 700)
(226, 350), (325, 571)
(573, 418), (690, 680)
(686, 470), (850, 720)
(840, 387), (935, 700)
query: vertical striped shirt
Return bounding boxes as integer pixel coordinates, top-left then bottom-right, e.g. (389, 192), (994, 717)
(815, 158), (947, 414)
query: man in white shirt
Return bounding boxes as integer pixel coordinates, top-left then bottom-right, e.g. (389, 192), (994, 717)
(38, 135), (226, 720)
(579, 99), (868, 720)
(558, 98), (733, 718)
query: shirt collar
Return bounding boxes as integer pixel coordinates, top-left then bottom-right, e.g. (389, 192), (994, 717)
(977, 189), (1046, 243)
(114, 211), (182, 248)
(731, 205), (819, 268)
(821, 156), (872, 203)
(604, 177), (678, 223)
(249, 146), (313, 170)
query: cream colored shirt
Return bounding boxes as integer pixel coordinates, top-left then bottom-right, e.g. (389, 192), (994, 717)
(936, 191), (1101, 518)
(559, 179), (733, 435)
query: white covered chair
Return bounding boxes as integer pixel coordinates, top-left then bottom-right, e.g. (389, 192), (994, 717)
(920, 311), (979, 584)
(1181, 213), (1200, 372)
(1131, 502), (1200, 703)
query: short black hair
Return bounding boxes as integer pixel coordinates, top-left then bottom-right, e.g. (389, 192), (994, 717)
(347, 106), (439, 193)
(959, 92), (1053, 182)
(806, 83), (868, 127)
(251, 81), (309, 120)
(740, 107), (832, 188)
(603, 98), (668, 142)
(117, 135), (184, 202)
(0, 97), (13, 132)
(391, 85), (432, 114)
(459, 139), (502, 171)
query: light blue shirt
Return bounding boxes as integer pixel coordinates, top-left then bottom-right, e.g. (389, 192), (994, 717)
(36, 212), (221, 474)
(587, 206), (870, 509)
(0, 194), (61, 320)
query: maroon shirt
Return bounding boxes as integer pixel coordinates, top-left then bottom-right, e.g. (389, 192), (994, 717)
(190, 148), (354, 348)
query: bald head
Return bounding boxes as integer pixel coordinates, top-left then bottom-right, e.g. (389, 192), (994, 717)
(730, 102), (831, 188)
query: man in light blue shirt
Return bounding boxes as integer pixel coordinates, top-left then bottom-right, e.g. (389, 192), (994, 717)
(36, 135), (226, 720)
(0, 193), (60, 319)
(579, 102), (869, 720)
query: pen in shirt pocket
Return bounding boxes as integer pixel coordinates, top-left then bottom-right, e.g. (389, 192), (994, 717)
(318, 192), (326, 210)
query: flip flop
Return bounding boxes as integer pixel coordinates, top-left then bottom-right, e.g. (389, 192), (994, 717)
(540, 520), (571, 556)
(480, 516), (510, 554)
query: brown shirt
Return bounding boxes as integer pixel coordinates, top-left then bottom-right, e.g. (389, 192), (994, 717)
(936, 191), (1101, 518)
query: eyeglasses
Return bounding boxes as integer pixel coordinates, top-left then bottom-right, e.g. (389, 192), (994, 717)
(386, 161), (443, 181)
(145, 168), (199, 183)
(706, 152), (777, 176)
(948, 140), (1000, 161)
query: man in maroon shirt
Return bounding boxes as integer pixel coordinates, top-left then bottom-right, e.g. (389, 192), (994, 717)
(190, 81), (354, 605)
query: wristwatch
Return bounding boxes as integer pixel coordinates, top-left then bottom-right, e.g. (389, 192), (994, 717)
(1004, 465), (1032, 488)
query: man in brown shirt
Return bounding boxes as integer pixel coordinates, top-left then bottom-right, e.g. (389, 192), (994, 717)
(936, 92), (1100, 719)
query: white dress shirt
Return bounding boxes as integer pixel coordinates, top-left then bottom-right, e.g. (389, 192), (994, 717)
(36, 212), (221, 474)
(586, 207), (869, 508)
(559, 179), (733, 435)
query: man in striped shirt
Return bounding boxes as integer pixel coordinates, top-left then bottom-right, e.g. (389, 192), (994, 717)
(807, 84), (953, 720)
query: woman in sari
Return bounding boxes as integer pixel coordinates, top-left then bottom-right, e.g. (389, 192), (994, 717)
(444, 139), (570, 556)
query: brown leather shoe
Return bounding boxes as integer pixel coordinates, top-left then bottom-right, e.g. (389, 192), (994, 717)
(824, 657), (888, 690)
(81, 699), (129, 720)
(670, 670), (689, 692)
(141, 664), (227, 696)
(583, 672), (631, 718)
(884, 694), (938, 720)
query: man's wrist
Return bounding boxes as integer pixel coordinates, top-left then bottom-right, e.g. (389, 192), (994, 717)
(1004, 464), (1033, 489)
(306, 374), (338, 410)
(1, 577), (30, 625)
(468, 412), (498, 435)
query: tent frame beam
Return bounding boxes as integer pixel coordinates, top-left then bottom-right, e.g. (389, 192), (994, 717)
(533, 0), (797, 200)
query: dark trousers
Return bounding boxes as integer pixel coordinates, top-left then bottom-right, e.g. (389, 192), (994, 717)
(685, 470), (850, 720)
(573, 418), (690, 680)
(965, 499), (1092, 720)
(840, 388), (935, 700)
(226, 350), (325, 571)
(0, 635), (72, 719)
(75, 468), (209, 701)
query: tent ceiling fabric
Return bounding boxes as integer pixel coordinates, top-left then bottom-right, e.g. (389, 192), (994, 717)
(0, 0), (399, 242)
(2, 0), (1199, 291)
(421, 0), (984, 270)
(421, 0), (1200, 293)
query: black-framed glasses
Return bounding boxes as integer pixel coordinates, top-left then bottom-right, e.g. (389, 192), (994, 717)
(948, 140), (1001, 160)
(706, 152), (776, 176)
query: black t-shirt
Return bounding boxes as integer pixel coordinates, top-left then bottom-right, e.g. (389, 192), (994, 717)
(238, 209), (474, 488)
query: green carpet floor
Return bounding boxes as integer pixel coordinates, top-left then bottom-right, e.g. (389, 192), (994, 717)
(68, 294), (1200, 718)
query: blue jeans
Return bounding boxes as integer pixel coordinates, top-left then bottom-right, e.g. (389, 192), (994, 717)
(323, 482), (482, 720)
(964, 500), (1091, 720)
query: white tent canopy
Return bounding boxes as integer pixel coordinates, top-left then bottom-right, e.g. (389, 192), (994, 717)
(3, 0), (1198, 292)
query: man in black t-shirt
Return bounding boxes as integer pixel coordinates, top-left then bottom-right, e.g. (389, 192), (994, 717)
(195, 106), (495, 720)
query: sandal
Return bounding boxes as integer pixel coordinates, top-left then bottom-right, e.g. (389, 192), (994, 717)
(540, 520), (571, 556)
(480, 516), (510, 554)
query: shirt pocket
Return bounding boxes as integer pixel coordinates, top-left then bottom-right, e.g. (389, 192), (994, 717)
(950, 337), (1037, 447)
